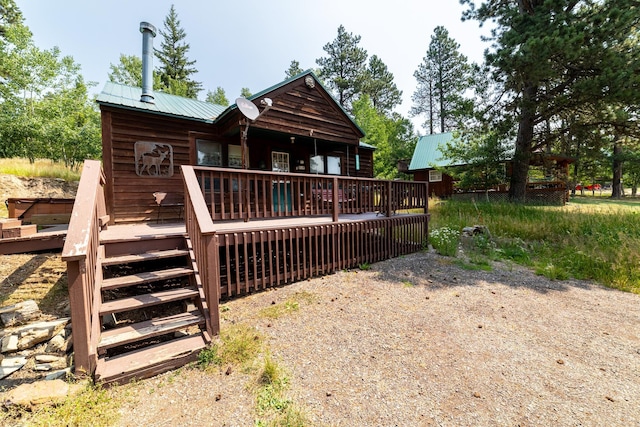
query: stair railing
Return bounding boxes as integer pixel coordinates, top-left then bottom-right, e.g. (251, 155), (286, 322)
(62, 160), (109, 376)
(181, 165), (220, 337)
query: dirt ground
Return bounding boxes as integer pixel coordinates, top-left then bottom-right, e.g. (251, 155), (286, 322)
(1, 174), (77, 387)
(2, 175), (640, 426)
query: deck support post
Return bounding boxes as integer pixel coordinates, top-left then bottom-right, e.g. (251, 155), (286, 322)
(386, 180), (393, 218)
(332, 177), (339, 222)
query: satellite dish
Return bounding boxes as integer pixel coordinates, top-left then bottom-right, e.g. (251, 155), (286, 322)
(236, 98), (259, 121)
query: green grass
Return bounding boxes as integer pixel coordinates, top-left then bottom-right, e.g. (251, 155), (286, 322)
(254, 354), (308, 427)
(429, 198), (640, 293)
(258, 291), (316, 320)
(0, 158), (82, 181)
(1, 382), (120, 427)
(198, 324), (264, 370)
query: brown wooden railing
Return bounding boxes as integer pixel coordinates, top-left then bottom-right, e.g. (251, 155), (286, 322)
(215, 214), (428, 298)
(182, 166), (220, 337)
(61, 160), (109, 375)
(192, 167), (428, 222)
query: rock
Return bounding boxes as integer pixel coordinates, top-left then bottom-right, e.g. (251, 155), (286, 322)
(0, 300), (41, 327)
(34, 363), (53, 371)
(44, 367), (72, 381)
(1, 379), (85, 409)
(45, 334), (66, 353)
(7, 318), (69, 352)
(0, 356), (27, 379)
(1, 334), (18, 353)
(35, 354), (64, 363)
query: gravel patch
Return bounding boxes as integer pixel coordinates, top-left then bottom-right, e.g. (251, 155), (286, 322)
(114, 251), (640, 426)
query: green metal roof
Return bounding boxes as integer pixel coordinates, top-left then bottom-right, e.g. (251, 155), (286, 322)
(408, 132), (462, 171)
(96, 82), (226, 123)
(359, 141), (376, 150)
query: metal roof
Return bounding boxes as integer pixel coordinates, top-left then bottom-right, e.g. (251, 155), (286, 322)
(96, 82), (226, 123)
(408, 132), (462, 171)
(359, 141), (376, 150)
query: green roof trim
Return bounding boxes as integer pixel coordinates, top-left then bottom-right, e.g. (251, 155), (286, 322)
(359, 141), (376, 150)
(408, 132), (463, 171)
(96, 82), (226, 123)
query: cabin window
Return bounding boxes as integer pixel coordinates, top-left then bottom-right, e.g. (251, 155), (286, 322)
(196, 140), (221, 166)
(228, 145), (244, 168)
(327, 156), (341, 175)
(310, 155), (325, 174)
(429, 170), (442, 182)
(272, 151), (290, 173)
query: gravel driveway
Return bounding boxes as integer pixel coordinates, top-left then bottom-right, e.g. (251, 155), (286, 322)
(116, 251), (640, 426)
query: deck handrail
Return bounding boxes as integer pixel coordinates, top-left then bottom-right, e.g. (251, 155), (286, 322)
(182, 165), (220, 337)
(191, 166), (428, 222)
(61, 159), (108, 375)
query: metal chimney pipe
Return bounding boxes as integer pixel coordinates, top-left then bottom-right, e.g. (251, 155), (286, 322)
(139, 22), (156, 103)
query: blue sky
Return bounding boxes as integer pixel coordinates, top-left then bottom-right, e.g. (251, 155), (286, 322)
(17, 1), (489, 133)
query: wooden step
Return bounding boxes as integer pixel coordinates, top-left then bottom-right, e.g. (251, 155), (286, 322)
(98, 311), (204, 352)
(94, 333), (206, 385)
(101, 248), (189, 266)
(101, 267), (193, 291)
(99, 288), (199, 316)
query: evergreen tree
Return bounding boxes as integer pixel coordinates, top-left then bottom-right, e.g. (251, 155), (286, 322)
(462, 0), (640, 202)
(154, 4), (202, 99)
(205, 86), (229, 106)
(411, 26), (473, 134)
(240, 87), (252, 98)
(316, 25), (368, 111)
(363, 55), (402, 114)
(285, 60), (304, 78)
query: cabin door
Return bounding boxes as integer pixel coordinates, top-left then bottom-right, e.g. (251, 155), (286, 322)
(272, 151), (291, 212)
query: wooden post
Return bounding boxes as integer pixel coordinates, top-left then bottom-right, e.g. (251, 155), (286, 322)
(332, 177), (339, 222)
(386, 180), (393, 218)
(66, 260), (92, 376)
(206, 234), (221, 336)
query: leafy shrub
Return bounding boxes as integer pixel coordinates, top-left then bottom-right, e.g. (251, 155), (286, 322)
(429, 227), (460, 257)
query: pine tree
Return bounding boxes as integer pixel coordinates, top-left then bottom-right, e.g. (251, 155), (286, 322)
(316, 25), (368, 111)
(363, 55), (402, 114)
(462, 0), (640, 202)
(205, 86), (229, 106)
(411, 26), (473, 134)
(285, 60), (304, 78)
(154, 5), (202, 99)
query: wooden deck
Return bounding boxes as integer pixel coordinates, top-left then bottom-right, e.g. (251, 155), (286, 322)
(99, 212), (403, 242)
(0, 224), (68, 255)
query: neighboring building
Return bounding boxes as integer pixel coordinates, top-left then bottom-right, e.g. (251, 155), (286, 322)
(407, 132), (461, 198)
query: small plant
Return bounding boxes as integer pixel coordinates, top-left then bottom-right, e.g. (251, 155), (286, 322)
(254, 354), (308, 426)
(197, 344), (222, 369)
(358, 262), (371, 270)
(429, 227), (460, 257)
(402, 280), (414, 288)
(200, 324), (263, 370)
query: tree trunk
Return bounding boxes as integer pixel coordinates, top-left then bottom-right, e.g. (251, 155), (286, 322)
(611, 136), (623, 199)
(509, 83), (537, 203)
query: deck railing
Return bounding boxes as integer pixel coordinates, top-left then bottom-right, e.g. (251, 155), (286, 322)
(182, 166), (220, 337)
(61, 160), (109, 375)
(191, 166), (428, 222)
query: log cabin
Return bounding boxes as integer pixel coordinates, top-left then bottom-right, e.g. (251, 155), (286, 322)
(408, 132), (572, 204)
(61, 22), (429, 384)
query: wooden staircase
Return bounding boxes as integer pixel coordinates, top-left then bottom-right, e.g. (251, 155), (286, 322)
(93, 233), (209, 385)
